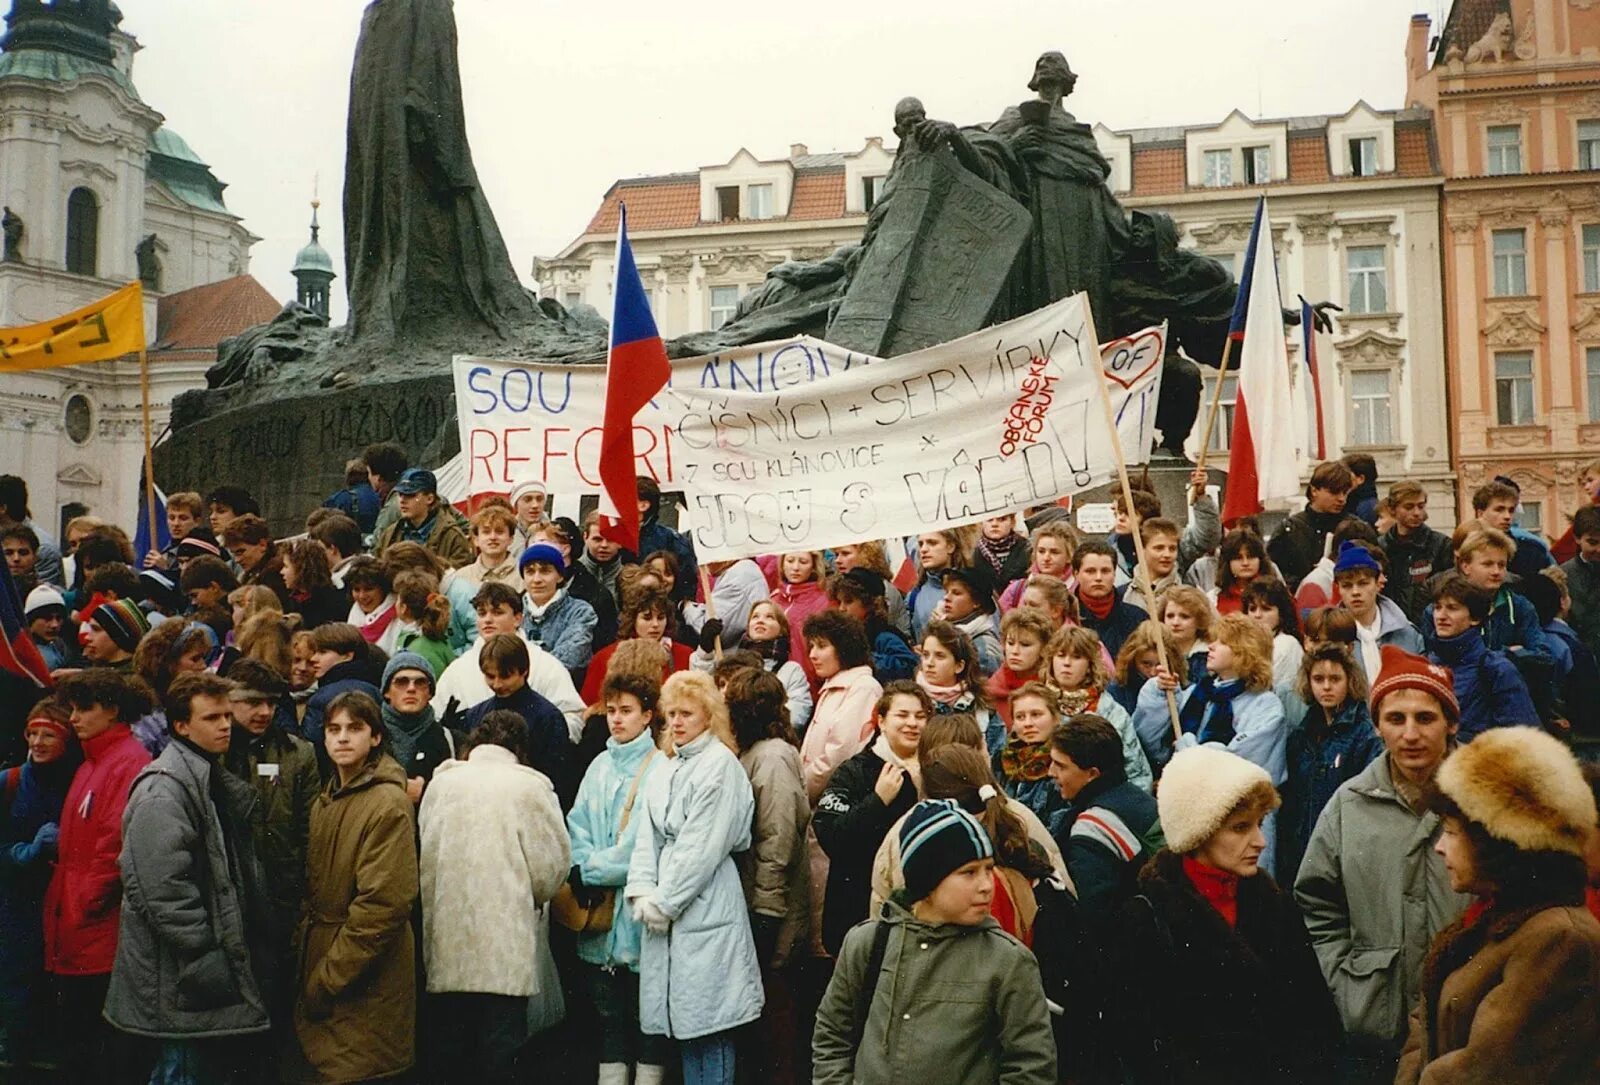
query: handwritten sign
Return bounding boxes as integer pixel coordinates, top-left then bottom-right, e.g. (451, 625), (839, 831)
(452, 294), (1164, 559)
(0, 281), (145, 373)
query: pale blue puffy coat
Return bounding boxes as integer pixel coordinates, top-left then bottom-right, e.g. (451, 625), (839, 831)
(566, 729), (664, 971)
(626, 730), (764, 1040)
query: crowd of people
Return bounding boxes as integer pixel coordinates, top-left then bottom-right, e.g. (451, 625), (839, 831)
(0, 444), (1597, 1085)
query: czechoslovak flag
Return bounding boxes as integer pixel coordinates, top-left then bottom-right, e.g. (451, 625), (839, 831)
(0, 558), (50, 689)
(1221, 198), (1302, 525)
(597, 205), (672, 553)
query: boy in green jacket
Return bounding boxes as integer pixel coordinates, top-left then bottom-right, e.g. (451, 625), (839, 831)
(812, 799), (1056, 1085)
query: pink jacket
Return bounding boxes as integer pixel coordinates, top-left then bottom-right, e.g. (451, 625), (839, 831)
(800, 665), (883, 803)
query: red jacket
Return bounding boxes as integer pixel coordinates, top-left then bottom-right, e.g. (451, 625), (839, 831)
(43, 723), (150, 976)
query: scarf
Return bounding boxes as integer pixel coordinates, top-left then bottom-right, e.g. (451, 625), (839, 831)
(1078, 588), (1115, 621)
(380, 702), (438, 770)
(355, 597), (399, 644)
(526, 588), (565, 622)
(1000, 732), (1054, 782)
(871, 732), (922, 795)
(976, 532), (1019, 574)
(1214, 585), (1244, 615)
(916, 670), (969, 707)
(1057, 685), (1101, 715)
(1177, 674), (1247, 745)
(1182, 855), (1240, 928)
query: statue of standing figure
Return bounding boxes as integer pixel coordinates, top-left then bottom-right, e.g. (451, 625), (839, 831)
(2, 207), (22, 263)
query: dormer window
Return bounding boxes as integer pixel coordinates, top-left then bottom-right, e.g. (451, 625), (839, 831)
(1349, 137), (1378, 177)
(1243, 146), (1270, 184)
(862, 175), (886, 211)
(1203, 150), (1232, 188)
(715, 186), (739, 222)
(746, 184), (774, 220)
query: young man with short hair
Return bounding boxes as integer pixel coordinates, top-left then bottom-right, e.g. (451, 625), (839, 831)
(143, 491), (205, 571)
(1125, 517), (1182, 615)
(1047, 713), (1163, 921)
(519, 542), (598, 683)
(79, 596), (149, 670)
(373, 469), (473, 569)
(1341, 452), (1380, 526)
(106, 673), (271, 1079)
(1071, 540), (1144, 659)
(309, 513), (364, 589)
(1379, 480), (1453, 626)
(222, 514), (290, 608)
(1432, 527), (1553, 663)
(431, 582), (585, 737)
(465, 634), (575, 806)
(1294, 646), (1470, 1082)
(321, 458), (380, 537)
(179, 555), (239, 613)
(3, 522), (40, 595)
(1560, 505), (1600, 663)
(0, 474), (62, 586)
(46, 669), (154, 1081)
(1332, 541), (1423, 679)
(1472, 478), (1553, 581)
(1424, 573), (1538, 740)
(506, 472), (548, 547)
(578, 509), (627, 611)
(364, 441), (409, 543)
(1268, 461), (1358, 590)
(204, 485), (260, 539)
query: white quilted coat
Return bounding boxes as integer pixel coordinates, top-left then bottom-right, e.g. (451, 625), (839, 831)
(418, 744), (570, 995)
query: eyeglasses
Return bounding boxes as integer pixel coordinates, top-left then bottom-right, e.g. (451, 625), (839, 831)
(390, 676), (429, 690)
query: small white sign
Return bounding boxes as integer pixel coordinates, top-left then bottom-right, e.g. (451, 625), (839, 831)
(1076, 502), (1116, 535)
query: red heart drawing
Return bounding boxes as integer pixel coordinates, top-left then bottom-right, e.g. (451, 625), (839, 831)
(1101, 329), (1163, 390)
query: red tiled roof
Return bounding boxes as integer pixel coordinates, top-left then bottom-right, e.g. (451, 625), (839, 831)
(788, 168), (846, 219)
(585, 176), (700, 234)
(153, 275), (280, 353)
(1395, 124), (1437, 177)
(1131, 145), (1186, 196)
(1288, 133), (1331, 184)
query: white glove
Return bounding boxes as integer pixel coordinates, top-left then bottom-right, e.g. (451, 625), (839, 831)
(639, 897), (671, 935)
(1174, 733), (1199, 752)
(631, 898), (651, 926)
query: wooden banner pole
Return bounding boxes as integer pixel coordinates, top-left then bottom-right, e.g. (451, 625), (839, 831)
(139, 347), (158, 552)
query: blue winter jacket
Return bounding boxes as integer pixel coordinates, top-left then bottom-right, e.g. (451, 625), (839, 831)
(1079, 585), (1147, 660)
(625, 730), (763, 1040)
(0, 757), (76, 1004)
(463, 685), (575, 803)
(1426, 589), (1551, 663)
(869, 625), (918, 685)
(566, 729), (663, 971)
(906, 570), (947, 640)
(522, 591), (598, 679)
(1426, 628), (1539, 740)
(1278, 699), (1385, 885)
(1133, 680), (1288, 786)
(637, 518), (698, 602)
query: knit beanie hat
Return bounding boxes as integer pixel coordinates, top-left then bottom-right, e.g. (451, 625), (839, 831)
(175, 535), (223, 561)
(138, 569), (184, 614)
(1332, 540), (1382, 577)
(899, 798), (995, 902)
(508, 473), (547, 508)
(91, 597), (151, 653)
(24, 584), (66, 618)
(1156, 746), (1280, 854)
(1435, 726), (1597, 858)
(382, 650), (435, 694)
(518, 542), (566, 577)
(1369, 645), (1459, 723)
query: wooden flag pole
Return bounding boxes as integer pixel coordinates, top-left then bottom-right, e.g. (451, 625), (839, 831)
(1084, 307), (1183, 743)
(697, 564), (723, 664)
(138, 346), (158, 551)
(1193, 337), (1235, 475)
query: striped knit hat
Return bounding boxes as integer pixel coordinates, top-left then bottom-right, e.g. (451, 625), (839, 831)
(1369, 645), (1459, 723)
(91, 597), (151, 653)
(899, 798), (994, 902)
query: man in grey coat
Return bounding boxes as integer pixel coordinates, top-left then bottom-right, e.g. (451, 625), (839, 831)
(1294, 648), (1471, 1085)
(105, 672), (272, 1081)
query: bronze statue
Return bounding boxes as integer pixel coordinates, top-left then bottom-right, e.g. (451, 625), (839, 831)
(2, 207), (22, 263)
(342, 0), (540, 341)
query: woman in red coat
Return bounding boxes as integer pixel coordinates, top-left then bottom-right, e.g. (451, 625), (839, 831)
(44, 670), (154, 1081)
(581, 589), (694, 706)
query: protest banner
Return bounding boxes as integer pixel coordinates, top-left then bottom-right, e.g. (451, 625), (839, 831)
(452, 294), (1164, 559)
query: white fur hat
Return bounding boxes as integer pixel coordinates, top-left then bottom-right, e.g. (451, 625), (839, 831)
(1156, 746), (1280, 854)
(1435, 726), (1596, 858)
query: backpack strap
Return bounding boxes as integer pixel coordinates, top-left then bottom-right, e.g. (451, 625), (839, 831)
(850, 909), (896, 1050)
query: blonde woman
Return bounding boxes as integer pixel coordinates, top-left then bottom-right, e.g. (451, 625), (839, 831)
(1157, 585), (1214, 681)
(1044, 626), (1153, 794)
(626, 671), (763, 1085)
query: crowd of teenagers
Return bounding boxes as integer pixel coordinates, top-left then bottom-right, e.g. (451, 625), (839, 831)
(0, 443), (1598, 1085)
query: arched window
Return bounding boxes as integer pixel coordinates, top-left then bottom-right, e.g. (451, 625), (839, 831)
(65, 187), (98, 275)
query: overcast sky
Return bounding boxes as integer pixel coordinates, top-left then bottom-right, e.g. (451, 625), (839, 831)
(126, 0), (1451, 322)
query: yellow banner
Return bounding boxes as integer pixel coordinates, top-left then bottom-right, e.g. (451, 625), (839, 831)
(0, 281), (145, 372)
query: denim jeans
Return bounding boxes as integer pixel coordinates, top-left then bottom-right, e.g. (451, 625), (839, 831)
(148, 1039), (249, 1085)
(586, 965), (671, 1067)
(681, 1031), (737, 1085)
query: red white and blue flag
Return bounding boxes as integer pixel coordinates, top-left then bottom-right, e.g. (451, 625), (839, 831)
(0, 558), (51, 689)
(1301, 296), (1327, 462)
(597, 205), (672, 553)
(1221, 197), (1302, 526)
